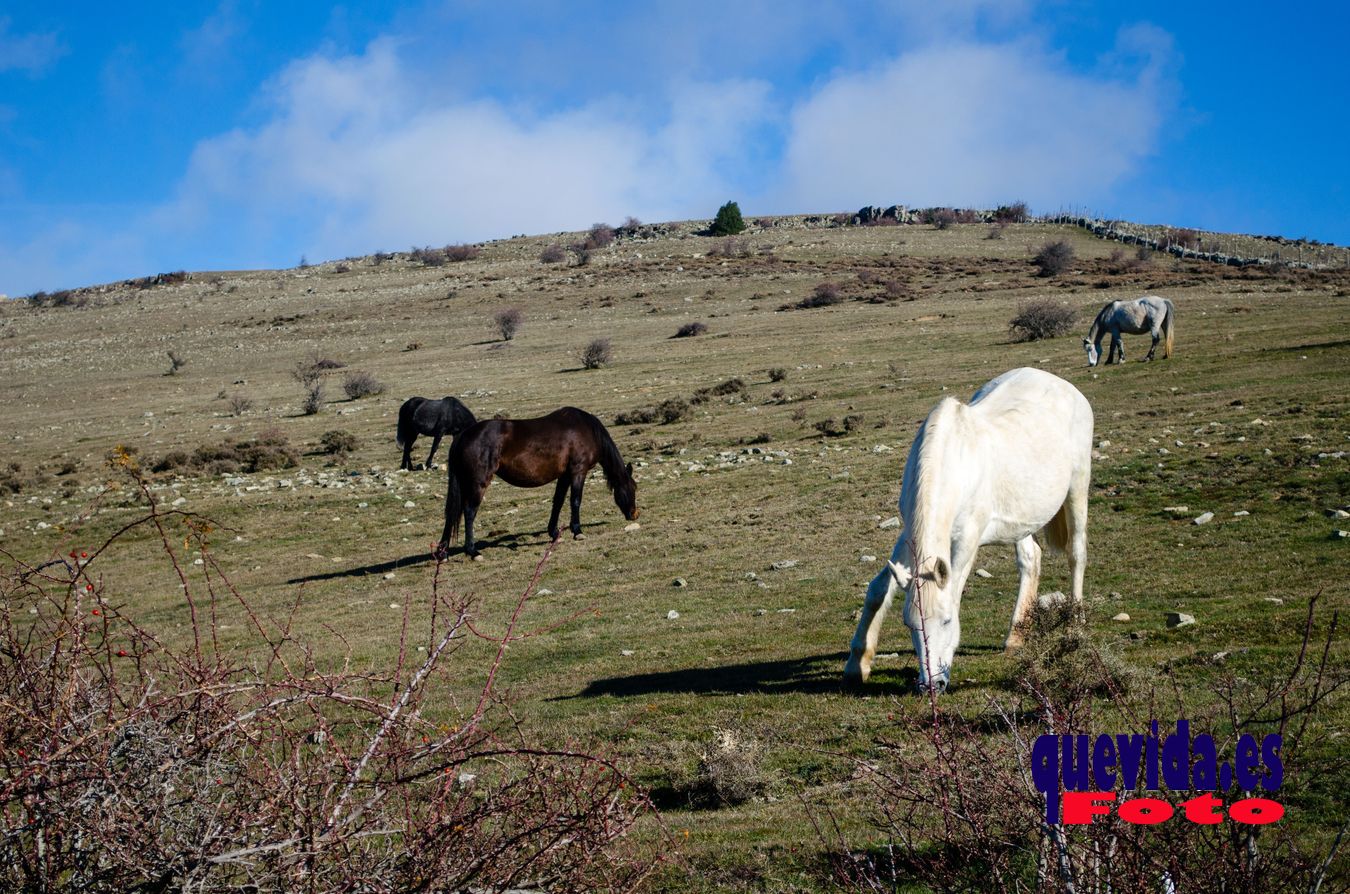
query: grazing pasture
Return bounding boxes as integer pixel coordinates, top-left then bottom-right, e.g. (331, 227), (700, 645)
(1, 217), (1346, 890)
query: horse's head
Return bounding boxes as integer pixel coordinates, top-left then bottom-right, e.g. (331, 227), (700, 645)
(900, 555), (959, 695)
(1083, 338), (1099, 367)
(613, 462), (639, 521)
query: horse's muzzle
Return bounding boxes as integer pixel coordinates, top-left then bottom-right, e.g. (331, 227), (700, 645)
(916, 678), (949, 696)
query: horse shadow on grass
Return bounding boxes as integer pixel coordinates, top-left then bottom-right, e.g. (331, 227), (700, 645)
(284, 525), (602, 584)
(559, 652), (920, 700)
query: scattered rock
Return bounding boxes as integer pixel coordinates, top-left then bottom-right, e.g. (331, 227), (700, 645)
(666, 609), (681, 619)
(1097, 439), (1111, 449)
(1333, 530), (1350, 540)
(382, 572), (395, 580)
(1193, 512), (1214, 525)
(777, 608), (796, 614)
(1263, 597), (1284, 605)
(1211, 651), (1230, 663)
(403, 500), (416, 509)
(743, 571), (759, 581)
(1163, 506), (1189, 516)
(1037, 591), (1067, 609)
(624, 522), (641, 531)
(974, 568), (992, 579)
(771, 560), (797, 571)
(388, 602), (400, 610)
(1233, 510), (1250, 517)
(536, 588), (553, 596)
(860, 554), (876, 563)
(1328, 509), (1350, 519)
(1166, 612), (1195, 628)
(672, 579), (686, 588)
(620, 649), (635, 657)
(879, 516), (900, 529)
(1112, 612), (1131, 622)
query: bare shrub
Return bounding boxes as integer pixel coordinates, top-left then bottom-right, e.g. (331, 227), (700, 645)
(993, 201), (1029, 223)
(691, 378), (747, 405)
(0, 459), (659, 893)
(411, 245), (447, 267)
(540, 243), (567, 264)
(494, 307), (523, 341)
(986, 225), (1005, 240)
(785, 282), (844, 310)
(319, 429), (358, 456)
(444, 243), (481, 262)
(676, 729), (766, 808)
(404, 341), (422, 352)
(580, 338), (612, 369)
(341, 370), (385, 400)
(226, 394), (253, 416)
(768, 367), (788, 382)
(1033, 239), (1075, 277)
(618, 215), (643, 234)
(302, 382), (324, 415)
(166, 350), (187, 375)
(1009, 299), (1077, 341)
(708, 237), (750, 258)
(821, 596), (1343, 894)
(586, 223), (616, 249)
(152, 432), (298, 476)
(672, 321), (708, 338)
(1162, 227), (1201, 251)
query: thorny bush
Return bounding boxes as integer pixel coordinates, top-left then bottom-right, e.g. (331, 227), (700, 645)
(817, 596), (1345, 893)
(0, 450), (660, 893)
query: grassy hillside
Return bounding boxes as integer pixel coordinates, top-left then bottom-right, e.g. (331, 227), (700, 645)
(2, 217), (1346, 890)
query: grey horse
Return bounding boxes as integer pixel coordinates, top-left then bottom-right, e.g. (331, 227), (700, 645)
(1083, 295), (1175, 365)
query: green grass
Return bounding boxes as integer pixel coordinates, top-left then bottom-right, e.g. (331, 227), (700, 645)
(1, 218), (1346, 890)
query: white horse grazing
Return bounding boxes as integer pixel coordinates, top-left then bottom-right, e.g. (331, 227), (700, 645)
(1084, 295), (1174, 366)
(845, 368), (1093, 693)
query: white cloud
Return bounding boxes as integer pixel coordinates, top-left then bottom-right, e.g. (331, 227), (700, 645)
(774, 39), (1168, 213)
(161, 41), (775, 261)
(0, 17), (65, 75)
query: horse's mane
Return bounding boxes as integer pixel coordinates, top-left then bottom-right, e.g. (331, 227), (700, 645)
(906, 397), (964, 562)
(586, 414), (629, 490)
(1087, 300), (1116, 340)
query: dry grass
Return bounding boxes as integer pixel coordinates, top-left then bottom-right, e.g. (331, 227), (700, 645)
(1, 217), (1346, 892)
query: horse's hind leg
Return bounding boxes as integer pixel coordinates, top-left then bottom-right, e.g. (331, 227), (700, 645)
(1004, 535), (1042, 652)
(547, 478), (568, 541)
(401, 436), (415, 471)
(1066, 474), (1089, 603)
(1145, 329), (1160, 361)
(424, 435), (442, 470)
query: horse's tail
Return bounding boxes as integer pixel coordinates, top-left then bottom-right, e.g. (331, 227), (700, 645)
(1161, 299), (1175, 359)
(396, 399), (416, 448)
(440, 452), (464, 545)
(1042, 501), (1071, 555)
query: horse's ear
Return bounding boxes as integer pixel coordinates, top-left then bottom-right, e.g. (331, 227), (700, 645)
(921, 557), (950, 588)
(886, 560), (912, 588)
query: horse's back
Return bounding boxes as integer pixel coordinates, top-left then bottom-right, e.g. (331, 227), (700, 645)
(964, 369), (1092, 536)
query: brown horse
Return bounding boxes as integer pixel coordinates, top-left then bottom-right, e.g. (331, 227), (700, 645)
(436, 407), (639, 558)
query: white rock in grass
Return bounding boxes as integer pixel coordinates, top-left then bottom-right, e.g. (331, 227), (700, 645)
(879, 516), (900, 529)
(666, 609), (681, 620)
(1037, 591), (1067, 609)
(624, 522), (641, 531)
(974, 568), (993, 579)
(771, 560), (797, 570)
(860, 554), (876, 563)
(1166, 612), (1195, 628)
(672, 579), (686, 588)
(1112, 612), (1131, 622)
(1193, 512), (1214, 525)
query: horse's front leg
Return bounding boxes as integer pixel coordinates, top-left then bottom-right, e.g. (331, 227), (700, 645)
(424, 435), (442, 470)
(845, 565), (898, 685)
(547, 478), (568, 542)
(1004, 536), (1042, 652)
(568, 472), (586, 538)
(1110, 332), (1124, 364)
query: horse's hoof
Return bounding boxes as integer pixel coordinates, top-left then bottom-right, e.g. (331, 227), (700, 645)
(572, 532), (585, 541)
(469, 552), (484, 562)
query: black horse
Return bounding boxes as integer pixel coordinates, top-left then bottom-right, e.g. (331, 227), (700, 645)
(437, 407), (639, 558)
(396, 396), (477, 471)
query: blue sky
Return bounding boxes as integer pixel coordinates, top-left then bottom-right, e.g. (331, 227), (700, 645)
(1, 1), (1346, 296)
